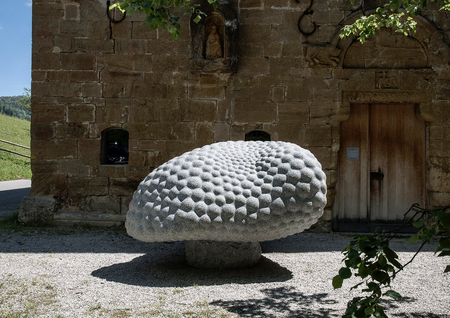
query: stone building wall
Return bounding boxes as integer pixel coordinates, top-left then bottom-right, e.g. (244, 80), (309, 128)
(22, 0), (450, 228)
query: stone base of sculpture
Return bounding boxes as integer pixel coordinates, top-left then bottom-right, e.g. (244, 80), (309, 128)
(185, 241), (261, 269)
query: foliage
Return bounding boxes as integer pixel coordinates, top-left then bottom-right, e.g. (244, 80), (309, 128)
(111, 0), (448, 42)
(110, 0), (217, 39)
(19, 88), (31, 112)
(341, 0), (450, 43)
(0, 94), (31, 121)
(333, 204), (450, 318)
(0, 113), (31, 181)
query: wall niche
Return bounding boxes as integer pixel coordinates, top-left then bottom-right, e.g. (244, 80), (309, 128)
(190, 0), (238, 73)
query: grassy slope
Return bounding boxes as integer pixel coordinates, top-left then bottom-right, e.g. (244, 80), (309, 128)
(0, 113), (31, 181)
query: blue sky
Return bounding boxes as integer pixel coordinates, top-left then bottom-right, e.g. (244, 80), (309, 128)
(0, 1), (32, 97)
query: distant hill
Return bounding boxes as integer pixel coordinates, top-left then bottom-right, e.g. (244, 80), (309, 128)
(0, 96), (31, 121)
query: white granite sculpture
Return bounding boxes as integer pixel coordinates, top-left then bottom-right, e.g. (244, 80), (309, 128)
(126, 141), (327, 268)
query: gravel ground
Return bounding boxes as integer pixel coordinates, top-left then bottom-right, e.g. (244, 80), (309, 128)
(0, 222), (449, 318)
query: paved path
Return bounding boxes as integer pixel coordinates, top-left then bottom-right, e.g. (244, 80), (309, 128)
(0, 179), (31, 219)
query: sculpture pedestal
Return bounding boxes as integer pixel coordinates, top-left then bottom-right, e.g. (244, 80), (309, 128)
(185, 241), (261, 269)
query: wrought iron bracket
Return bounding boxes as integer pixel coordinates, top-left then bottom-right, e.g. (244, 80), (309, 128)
(296, 0), (317, 36)
(107, 0), (126, 23)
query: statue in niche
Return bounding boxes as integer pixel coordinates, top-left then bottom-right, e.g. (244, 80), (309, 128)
(204, 12), (224, 60)
(206, 26), (223, 59)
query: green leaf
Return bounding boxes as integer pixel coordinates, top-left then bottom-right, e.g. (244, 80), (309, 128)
(384, 290), (402, 300)
(358, 263), (370, 279)
(412, 221), (424, 228)
(339, 267), (352, 279)
(373, 270), (390, 284)
(332, 275), (344, 289)
(364, 306), (375, 316)
(374, 306), (388, 318)
(193, 14), (202, 23)
(439, 237), (450, 248)
(408, 232), (420, 244)
(378, 254), (388, 268)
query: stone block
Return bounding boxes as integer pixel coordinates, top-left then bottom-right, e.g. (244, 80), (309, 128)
(134, 55), (153, 72)
(239, 0), (263, 9)
(240, 8), (283, 25)
(85, 196), (121, 214)
(132, 22), (158, 39)
(286, 82), (313, 102)
(78, 138), (101, 165)
(128, 150), (146, 167)
(81, 83), (102, 98)
(128, 105), (160, 124)
(60, 20), (87, 36)
(216, 101), (231, 123)
(180, 100), (217, 122)
(59, 159), (91, 177)
(429, 191), (450, 207)
(115, 39), (147, 54)
(308, 147), (337, 170)
(33, 2), (64, 19)
(71, 71), (99, 83)
(56, 123), (89, 139)
(110, 178), (142, 196)
(214, 123), (230, 142)
(74, 39), (114, 53)
(30, 173), (68, 197)
(233, 101), (277, 124)
(189, 85), (227, 100)
(19, 196), (58, 225)
(32, 139), (78, 160)
(61, 53), (96, 70)
(31, 160), (59, 174)
(100, 70), (143, 84)
(33, 18), (60, 38)
(278, 103), (310, 124)
(239, 57), (270, 75)
(32, 104), (66, 124)
(195, 122), (214, 143)
(274, 122), (305, 143)
(263, 42), (282, 58)
(68, 176), (109, 196)
(31, 123), (55, 139)
(68, 105), (96, 123)
(97, 165), (126, 177)
(32, 52), (61, 70)
(103, 84), (125, 98)
(112, 21), (132, 38)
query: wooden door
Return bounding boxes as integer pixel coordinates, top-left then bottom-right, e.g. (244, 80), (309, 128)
(335, 103), (426, 232)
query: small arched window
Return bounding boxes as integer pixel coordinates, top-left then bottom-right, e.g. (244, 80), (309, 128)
(101, 128), (129, 165)
(245, 130), (271, 141)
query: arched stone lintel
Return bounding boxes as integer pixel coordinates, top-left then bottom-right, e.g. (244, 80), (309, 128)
(332, 9), (450, 68)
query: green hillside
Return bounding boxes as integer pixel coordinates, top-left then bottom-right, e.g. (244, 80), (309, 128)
(0, 113), (31, 181)
(0, 96), (31, 121)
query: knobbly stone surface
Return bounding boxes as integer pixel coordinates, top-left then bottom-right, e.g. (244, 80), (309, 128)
(126, 141), (327, 243)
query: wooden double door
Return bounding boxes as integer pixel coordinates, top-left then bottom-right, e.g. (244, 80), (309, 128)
(335, 103), (426, 232)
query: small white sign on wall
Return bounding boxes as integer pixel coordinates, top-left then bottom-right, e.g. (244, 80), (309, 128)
(347, 147), (359, 160)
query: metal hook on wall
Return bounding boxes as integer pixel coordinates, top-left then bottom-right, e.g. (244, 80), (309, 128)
(107, 0), (126, 23)
(296, 0), (317, 36)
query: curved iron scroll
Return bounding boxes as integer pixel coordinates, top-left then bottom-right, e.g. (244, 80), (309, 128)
(296, 0), (317, 36)
(107, 0), (126, 23)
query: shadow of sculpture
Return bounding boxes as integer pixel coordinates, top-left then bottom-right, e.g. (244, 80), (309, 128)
(91, 251), (293, 287)
(211, 286), (340, 318)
